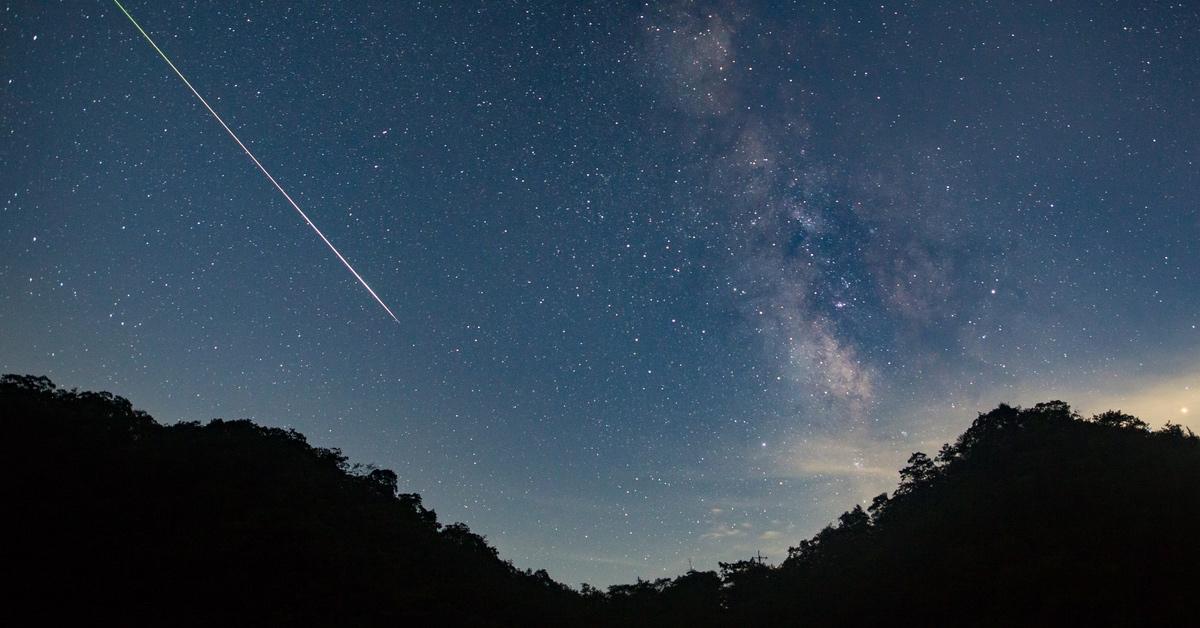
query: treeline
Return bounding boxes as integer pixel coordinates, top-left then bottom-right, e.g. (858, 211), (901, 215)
(5, 374), (1200, 626)
(581, 402), (1200, 626)
(1, 374), (578, 626)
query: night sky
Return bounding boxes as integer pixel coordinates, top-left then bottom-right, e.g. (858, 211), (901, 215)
(3, 1), (1199, 587)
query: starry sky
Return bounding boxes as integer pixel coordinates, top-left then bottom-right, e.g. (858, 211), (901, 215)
(3, 1), (1199, 587)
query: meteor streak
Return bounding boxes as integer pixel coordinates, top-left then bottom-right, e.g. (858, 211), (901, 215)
(111, 0), (399, 323)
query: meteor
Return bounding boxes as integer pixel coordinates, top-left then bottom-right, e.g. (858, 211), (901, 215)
(111, 0), (399, 323)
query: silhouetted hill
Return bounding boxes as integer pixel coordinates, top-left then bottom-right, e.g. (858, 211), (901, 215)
(1, 374), (579, 626)
(708, 402), (1200, 627)
(5, 374), (1200, 626)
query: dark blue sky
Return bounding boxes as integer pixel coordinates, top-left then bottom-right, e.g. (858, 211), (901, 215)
(3, 1), (1199, 586)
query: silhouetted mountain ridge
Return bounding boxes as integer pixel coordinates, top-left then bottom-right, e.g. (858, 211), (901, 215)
(4, 374), (1198, 626)
(2, 374), (578, 626)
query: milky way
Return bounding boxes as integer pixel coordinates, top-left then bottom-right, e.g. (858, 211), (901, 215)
(2, 1), (1198, 587)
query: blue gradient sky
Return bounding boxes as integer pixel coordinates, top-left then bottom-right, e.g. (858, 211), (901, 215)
(3, 1), (1198, 586)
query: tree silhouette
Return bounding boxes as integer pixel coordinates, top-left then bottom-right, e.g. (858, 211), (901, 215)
(1092, 409), (1150, 431)
(0, 374), (581, 626)
(5, 373), (1200, 626)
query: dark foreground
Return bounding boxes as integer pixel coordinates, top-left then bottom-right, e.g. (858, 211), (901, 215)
(4, 373), (1198, 626)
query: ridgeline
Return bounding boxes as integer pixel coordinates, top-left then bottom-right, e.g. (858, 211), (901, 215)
(4, 374), (1198, 626)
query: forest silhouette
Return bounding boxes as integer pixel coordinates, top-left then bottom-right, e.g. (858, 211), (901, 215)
(4, 373), (1199, 626)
